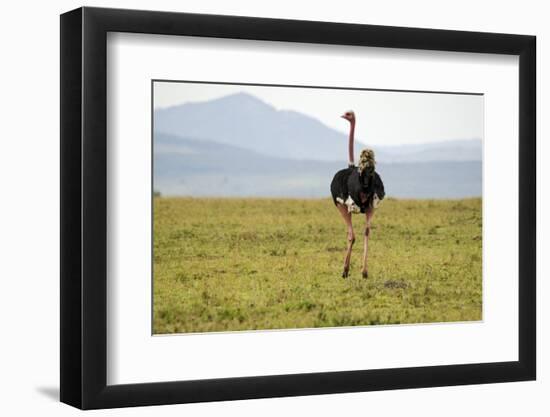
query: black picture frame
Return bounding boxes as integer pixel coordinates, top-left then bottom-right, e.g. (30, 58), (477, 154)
(60, 6), (536, 410)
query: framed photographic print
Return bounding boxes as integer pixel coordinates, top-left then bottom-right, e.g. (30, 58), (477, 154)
(60, 6), (536, 410)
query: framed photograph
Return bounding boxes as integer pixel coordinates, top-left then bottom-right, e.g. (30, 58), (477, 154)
(60, 6), (536, 409)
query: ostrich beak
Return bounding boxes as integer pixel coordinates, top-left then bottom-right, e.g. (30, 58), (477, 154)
(340, 114), (347, 119)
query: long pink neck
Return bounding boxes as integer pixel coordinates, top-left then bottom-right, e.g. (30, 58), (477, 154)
(348, 121), (355, 164)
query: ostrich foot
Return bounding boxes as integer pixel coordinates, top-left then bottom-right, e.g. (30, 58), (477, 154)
(362, 270), (368, 279)
(342, 266), (350, 278)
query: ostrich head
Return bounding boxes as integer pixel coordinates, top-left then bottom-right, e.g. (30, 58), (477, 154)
(341, 110), (356, 122)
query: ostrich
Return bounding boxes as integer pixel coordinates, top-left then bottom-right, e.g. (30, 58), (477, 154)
(330, 111), (385, 279)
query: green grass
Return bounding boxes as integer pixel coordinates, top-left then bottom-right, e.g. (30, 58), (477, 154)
(153, 197), (482, 334)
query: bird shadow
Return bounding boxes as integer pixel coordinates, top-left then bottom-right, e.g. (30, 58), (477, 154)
(35, 386), (59, 401)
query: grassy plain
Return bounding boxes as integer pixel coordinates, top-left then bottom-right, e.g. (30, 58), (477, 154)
(153, 197), (482, 334)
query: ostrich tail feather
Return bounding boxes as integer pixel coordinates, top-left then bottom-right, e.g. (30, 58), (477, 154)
(358, 148), (376, 175)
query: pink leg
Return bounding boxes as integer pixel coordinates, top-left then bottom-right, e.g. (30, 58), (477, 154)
(362, 208), (375, 278)
(336, 204), (355, 278)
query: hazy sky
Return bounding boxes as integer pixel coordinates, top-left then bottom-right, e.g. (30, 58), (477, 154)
(154, 81), (483, 146)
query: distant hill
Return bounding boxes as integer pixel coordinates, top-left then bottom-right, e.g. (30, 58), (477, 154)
(154, 92), (481, 163)
(155, 92), (346, 161)
(154, 133), (481, 199)
(375, 139), (482, 163)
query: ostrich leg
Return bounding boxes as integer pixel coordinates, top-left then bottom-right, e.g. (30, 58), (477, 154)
(337, 204), (355, 278)
(362, 209), (375, 278)
(343, 227), (355, 278)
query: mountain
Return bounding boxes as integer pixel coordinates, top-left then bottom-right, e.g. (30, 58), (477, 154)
(155, 92), (346, 161)
(154, 133), (481, 199)
(375, 139), (482, 163)
(154, 92), (481, 163)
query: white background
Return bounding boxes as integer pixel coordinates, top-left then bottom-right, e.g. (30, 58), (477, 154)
(108, 33), (518, 384)
(0, 0), (546, 416)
